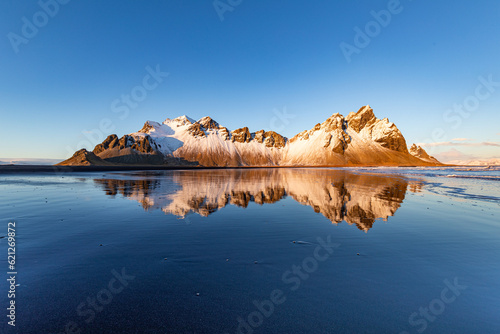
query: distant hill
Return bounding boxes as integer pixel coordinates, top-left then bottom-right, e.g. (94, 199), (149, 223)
(446, 158), (500, 166)
(0, 158), (62, 165)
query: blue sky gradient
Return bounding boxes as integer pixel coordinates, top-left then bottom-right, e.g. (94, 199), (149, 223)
(1, 0), (499, 162)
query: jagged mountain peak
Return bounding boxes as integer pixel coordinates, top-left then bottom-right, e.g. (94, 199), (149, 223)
(185, 117), (223, 138)
(409, 144), (440, 164)
(196, 116), (220, 130)
(138, 120), (162, 134)
(346, 105), (376, 132)
(321, 113), (346, 132)
(409, 143), (420, 152)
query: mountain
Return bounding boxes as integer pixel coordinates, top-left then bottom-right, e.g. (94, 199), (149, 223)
(58, 105), (442, 166)
(60, 149), (111, 166)
(409, 144), (441, 164)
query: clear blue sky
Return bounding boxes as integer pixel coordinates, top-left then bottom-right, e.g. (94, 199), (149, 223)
(1, 0), (499, 163)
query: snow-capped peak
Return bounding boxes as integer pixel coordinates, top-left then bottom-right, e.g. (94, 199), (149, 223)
(164, 115), (196, 126)
(137, 120), (162, 134)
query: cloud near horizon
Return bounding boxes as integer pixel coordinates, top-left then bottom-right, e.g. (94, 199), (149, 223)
(433, 148), (500, 165)
(417, 141), (500, 147)
(0, 158), (61, 165)
(433, 148), (475, 161)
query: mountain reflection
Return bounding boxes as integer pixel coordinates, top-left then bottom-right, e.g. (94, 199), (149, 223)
(94, 169), (423, 232)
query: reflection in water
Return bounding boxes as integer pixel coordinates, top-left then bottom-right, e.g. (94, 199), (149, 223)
(94, 169), (424, 232)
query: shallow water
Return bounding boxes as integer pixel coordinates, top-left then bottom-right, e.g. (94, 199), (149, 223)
(0, 168), (499, 334)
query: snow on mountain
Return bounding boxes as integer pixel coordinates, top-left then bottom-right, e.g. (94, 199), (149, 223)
(58, 105), (442, 166)
(113, 114), (286, 166)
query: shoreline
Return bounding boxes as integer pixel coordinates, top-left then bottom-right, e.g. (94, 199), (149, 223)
(0, 164), (470, 174)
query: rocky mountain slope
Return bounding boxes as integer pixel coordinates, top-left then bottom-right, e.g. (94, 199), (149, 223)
(408, 144), (441, 164)
(59, 105), (441, 166)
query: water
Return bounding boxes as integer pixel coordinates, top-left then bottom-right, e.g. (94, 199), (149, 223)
(0, 168), (499, 334)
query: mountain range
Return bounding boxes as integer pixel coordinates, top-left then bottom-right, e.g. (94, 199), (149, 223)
(59, 105), (441, 166)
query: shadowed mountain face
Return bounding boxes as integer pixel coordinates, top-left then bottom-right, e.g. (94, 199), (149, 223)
(93, 169), (423, 232)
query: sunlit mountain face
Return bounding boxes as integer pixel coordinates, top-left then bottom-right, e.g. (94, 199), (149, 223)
(94, 169), (424, 232)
